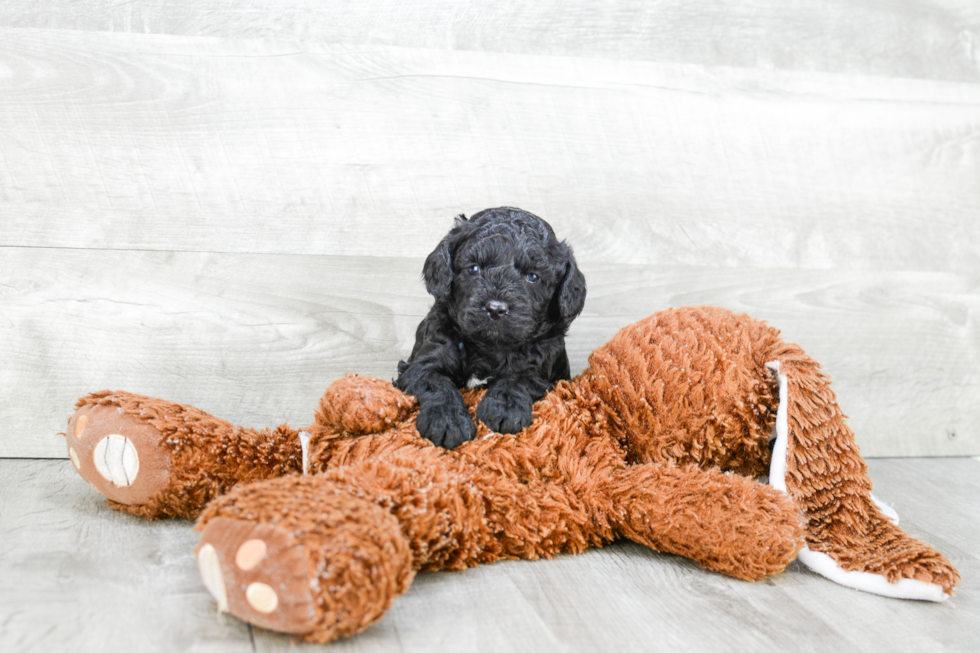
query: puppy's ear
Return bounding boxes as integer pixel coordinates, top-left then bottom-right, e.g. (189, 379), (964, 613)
(552, 245), (587, 325)
(423, 214), (468, 300)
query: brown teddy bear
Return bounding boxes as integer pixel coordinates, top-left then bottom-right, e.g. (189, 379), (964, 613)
(64, 306), (959, 643)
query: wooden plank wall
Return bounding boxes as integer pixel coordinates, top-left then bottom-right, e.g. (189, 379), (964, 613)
(2, 1), (978, 458)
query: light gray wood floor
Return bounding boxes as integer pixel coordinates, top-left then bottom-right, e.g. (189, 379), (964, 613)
(1, 457), (977, 653)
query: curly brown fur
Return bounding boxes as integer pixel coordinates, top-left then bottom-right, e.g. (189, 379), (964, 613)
(309, 366), (805, 582)
(202, 387), (803, 642)
(68, 305), (959, 644)
(72, 390), (303, 519)
(394, 207), (586, 447)
(198, 476), (415, 642)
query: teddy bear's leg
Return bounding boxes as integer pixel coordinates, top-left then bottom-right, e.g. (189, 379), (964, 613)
(610, 462), (804, 581)
(193, 451), (600, 642)
(766, 352), (961, 599)
(195, 475), (414, 643)
(67, 390), (304, 520)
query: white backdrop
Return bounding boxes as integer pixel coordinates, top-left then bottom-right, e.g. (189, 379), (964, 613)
(1, 1), (978, 457)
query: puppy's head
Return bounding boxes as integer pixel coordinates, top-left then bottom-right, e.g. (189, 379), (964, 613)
(423, 207), (586, 345)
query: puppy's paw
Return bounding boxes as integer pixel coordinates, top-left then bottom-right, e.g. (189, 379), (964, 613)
(476, 393), (533, 434)
(417, 402), (477, 448)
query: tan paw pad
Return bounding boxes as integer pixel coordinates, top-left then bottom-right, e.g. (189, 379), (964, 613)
(74, 414), (88, 439)
(236, 539), (267, 571)
(197, 517), (318, 634)
(66, 405), (172, 506)
(246, 582), (279, 613)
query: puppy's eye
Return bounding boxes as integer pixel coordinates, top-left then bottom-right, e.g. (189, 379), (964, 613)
(525, 273), (540, 283)
(468, 265), (481, 276)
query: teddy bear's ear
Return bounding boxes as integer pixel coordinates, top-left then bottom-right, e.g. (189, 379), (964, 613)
(552, 244), (587, 326)
(423, 214), (469, 300)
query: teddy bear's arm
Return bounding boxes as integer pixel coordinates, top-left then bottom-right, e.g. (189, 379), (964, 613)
(609, 462), (804, 581)
(312, 374), (417, 438)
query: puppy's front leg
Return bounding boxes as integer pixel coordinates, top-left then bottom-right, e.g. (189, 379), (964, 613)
(477, 375), (548, 434)
(396, 360), (476, 448)
(416, 386), (476, 448)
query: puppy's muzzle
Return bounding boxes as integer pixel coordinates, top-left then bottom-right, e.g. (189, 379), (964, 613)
(485, 300), (509, 321)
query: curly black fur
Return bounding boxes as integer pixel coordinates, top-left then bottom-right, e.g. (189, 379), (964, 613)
(395, 207), (587, 448)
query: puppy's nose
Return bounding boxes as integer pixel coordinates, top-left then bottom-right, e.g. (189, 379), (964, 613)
(485, 300), (509, 320)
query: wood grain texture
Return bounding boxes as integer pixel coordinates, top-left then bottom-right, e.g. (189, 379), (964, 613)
(0, 248), (427, 459)
(1, 458), (977, 652)
(0, 459), (254, 653)
(1, 27), (978, 272)
(578, 262), (980, 459)
(1, 5), (977, 651)
(1, 2), (978, 461)
(1, 0), (979, 82)
(3, 247), (976, 459)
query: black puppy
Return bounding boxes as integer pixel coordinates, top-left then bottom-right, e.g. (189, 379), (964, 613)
(395, 207), (586, 448)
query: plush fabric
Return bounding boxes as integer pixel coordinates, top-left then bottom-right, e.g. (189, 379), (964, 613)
(66, 305), (959, 643)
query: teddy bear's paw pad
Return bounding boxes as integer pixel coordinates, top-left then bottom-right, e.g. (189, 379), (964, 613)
(67, 404), (171, 506)
(196, 517), (318, 635)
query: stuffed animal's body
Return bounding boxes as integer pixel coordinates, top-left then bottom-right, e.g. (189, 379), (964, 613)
(65, 306), (959, 643)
